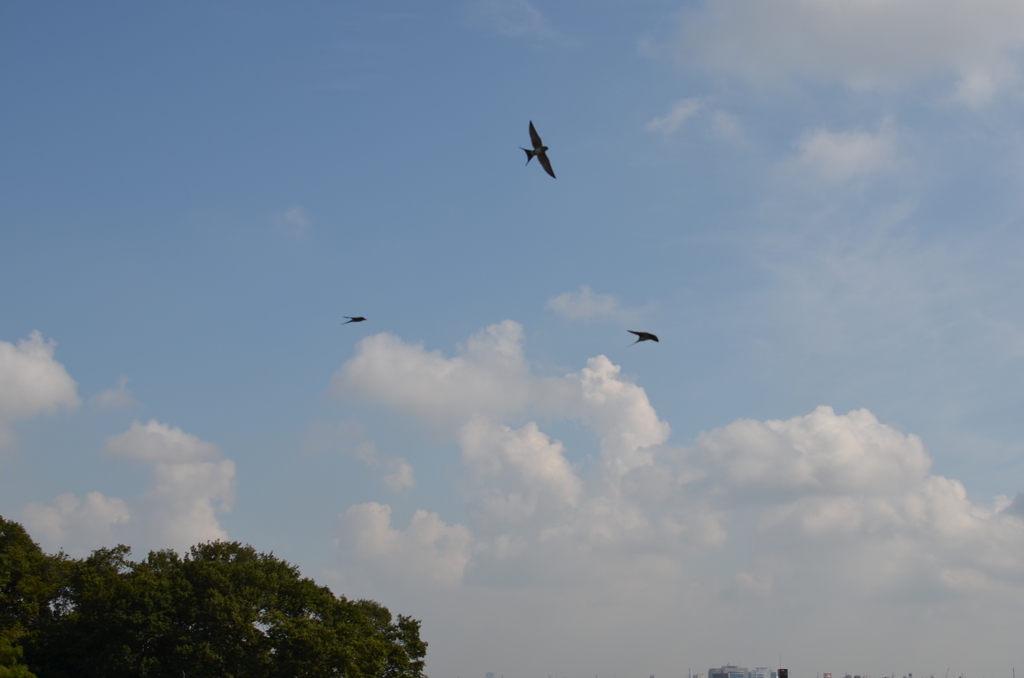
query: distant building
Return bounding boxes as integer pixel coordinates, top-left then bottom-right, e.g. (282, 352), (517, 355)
(711, 665), (750, 678)
(486, 673), (494, 678)
(752, 666), (776, 678)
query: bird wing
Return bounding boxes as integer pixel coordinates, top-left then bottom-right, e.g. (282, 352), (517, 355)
(529, 121), (542, 148)
(628, 331), (658, 342)
(538, 151), (556, 178)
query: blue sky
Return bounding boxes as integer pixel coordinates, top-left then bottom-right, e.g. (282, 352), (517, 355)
(4, 2), (1024, 677)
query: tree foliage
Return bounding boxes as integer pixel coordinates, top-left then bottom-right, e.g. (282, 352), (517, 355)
(0, 627), (37, 678)
(0, 516), (427, 678)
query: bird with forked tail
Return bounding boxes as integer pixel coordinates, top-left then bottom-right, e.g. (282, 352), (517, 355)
(521, 121), (556, 178)
(628, 330), (658, 345)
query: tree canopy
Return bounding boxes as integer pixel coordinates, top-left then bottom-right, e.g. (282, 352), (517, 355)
(0, 516), (426, 678)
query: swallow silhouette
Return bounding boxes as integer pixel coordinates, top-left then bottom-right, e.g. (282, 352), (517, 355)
(628, 330), (659, 345)
(521, 121), (556, 179)
(342, 317), (366, 324)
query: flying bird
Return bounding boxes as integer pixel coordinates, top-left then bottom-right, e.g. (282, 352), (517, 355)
(628, 330), (659, 345)
(342, 317), (366, 324)
(521, 121), (556, 178)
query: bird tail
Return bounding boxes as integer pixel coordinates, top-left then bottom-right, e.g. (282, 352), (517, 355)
(521, 148), (536, 165)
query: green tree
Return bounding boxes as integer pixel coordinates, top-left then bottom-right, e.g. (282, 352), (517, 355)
(0, 627), (36, 678)
(0, 517), (68, 632)
(0, 517), (68, 678)
(11, 532), (427, 678)
(355, 599), (427, 678)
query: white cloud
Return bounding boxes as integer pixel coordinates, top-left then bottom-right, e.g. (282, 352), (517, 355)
(335, 323), (694, 591)
(460, 418), (583, 523)
(696, 406), (1024, 601)
(674, 0), (1024, 102)
(570, 355), (671, 475)
(104, 419), (222, 463)
(646, 100), (747, 146)
(89, 375), (137, 409)
(382, 458), (416, 493)
(702, 405), (931, 497)
(141, 457), (235, 550)
(546, 286), (650, 322)
(21, 491), (129, 555)
(786, 122), (902, 185)
(331, 321), (1024, 675)
(646, 98), (702, 134)
(109, 421), (235, 551)
(24, 420), (235, 556)
(0, 331), (79, 447)
(337, 502), (472, 588)
(463, 0), (557, 42)
(335, 322), (671, 475)
(333, 320), (539, 432)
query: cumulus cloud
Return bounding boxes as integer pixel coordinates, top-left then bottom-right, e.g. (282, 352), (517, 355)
(141, 456), (235, 549)
(105, 419), (222, 463)
(702, 406), (931, 498)
(460, 418), (583, 524)
(570, 356), (671, 474)
(89, 376), (138, 409)
(0, 331), (79, 447)
(24, 420), (235, 556)
(335, 322), (692, 591)
(333, 320), (539, 431)
(21, 492), (129, 555)
(108, 421), (235, 550)
(696, 406), (1024, 602)
(673, 0), (1024, 103)
(335, 322), (670, 473)
(332, 321), (1024, 673)
(337, 502), (472, 588)
(381, 459), (416, 492)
